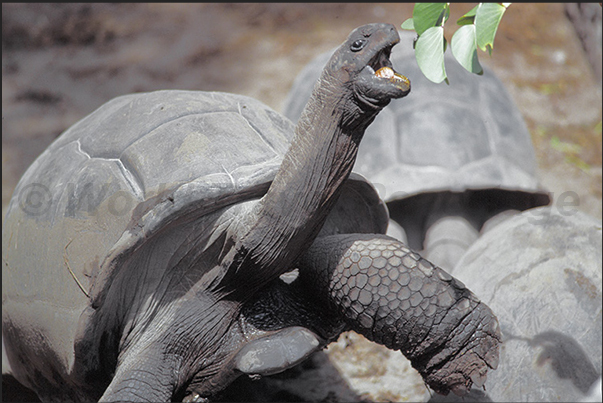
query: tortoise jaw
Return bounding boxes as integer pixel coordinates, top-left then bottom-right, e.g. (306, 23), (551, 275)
(357, 47), (411, 105)
(374, 66), (411, 93)
(365, 46), (411, 94)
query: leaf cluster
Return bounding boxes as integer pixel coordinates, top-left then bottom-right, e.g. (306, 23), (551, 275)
(401, 3), (510, 84)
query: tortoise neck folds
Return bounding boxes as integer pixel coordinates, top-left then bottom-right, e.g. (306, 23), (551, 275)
(227, 77), (380, 293)
(263, 83), (368, 236)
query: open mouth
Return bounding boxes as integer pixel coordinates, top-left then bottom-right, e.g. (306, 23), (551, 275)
(366, 46), (411, 92)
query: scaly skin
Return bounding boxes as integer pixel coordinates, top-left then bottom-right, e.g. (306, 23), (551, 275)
(297, 233), (501, 396)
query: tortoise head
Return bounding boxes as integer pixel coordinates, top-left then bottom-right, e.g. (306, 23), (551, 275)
(324, 23), (411, 112)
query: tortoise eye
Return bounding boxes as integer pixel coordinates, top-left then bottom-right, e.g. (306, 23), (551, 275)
(350, 38), (367, 52)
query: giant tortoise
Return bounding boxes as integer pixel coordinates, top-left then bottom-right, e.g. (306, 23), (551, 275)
(282, 30), (551, 271)
(447, 206), (602, 402)
(2, 24), (500, 402)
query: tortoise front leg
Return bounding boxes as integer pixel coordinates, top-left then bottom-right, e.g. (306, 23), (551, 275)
(296, 233), (501, 396)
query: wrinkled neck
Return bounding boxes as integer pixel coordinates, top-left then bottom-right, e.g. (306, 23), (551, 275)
(261, 90), (360, 241)
(264, 75), (380, 230)
(267, 78), (376, 242)
(220, 74), (380, 296)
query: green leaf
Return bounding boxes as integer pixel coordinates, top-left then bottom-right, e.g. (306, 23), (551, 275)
(456, 4), (479, 26)
(550, 136), (581, 154)
(401, 17), (415, 30)
(413, 3), (450, 36)
(565, 155), (591, 172)
(451, 24), (483, 74)
(539, 82), (562, 95)
(415, 26), (447, 84)
(475, 3), (508, 54)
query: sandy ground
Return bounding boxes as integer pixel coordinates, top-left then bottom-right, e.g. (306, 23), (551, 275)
(2, 3), (601, 402)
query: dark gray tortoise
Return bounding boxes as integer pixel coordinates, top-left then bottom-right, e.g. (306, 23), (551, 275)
(447, 207), (602, 403)
(2, 24), (500, 402)
(282, 30), (551, 271)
